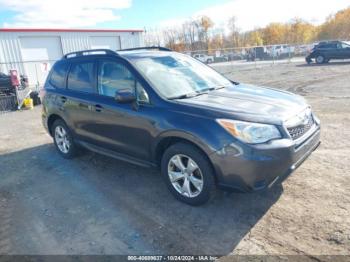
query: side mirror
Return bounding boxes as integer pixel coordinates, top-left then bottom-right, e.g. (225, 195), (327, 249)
(115, 89), (136, 104)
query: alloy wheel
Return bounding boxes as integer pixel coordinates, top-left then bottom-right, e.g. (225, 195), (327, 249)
(54, 125), (70, 154)
(316, 55), (324, 64)
(167, 154), (204, 198)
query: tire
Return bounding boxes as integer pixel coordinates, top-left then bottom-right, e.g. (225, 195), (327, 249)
(306, 57), (312, 64)
(206, 59), (212, 64)
(161, 143), (216, 206)
(52, 119), (78, 159)
(316, 55), (325, 64)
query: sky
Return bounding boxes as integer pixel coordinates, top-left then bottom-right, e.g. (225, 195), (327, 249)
(0, 0), (349, 32)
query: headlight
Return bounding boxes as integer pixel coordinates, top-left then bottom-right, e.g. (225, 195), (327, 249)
(216, 119), (281, 144)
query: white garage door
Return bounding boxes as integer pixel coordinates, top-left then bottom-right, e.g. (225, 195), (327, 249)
(90, 36), (121, 51)
(20, 36), (63, 86)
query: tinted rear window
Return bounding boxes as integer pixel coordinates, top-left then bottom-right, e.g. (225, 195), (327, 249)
(49, 61), (69, 88)
(67, 61), (95, 93)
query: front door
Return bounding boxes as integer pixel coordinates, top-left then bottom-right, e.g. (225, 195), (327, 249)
(87, 58), (156, 161)
(339, 42), (350, 59)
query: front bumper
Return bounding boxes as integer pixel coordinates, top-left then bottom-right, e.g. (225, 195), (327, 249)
(306, 54), (316, 63)
(210, 124), (321, 192)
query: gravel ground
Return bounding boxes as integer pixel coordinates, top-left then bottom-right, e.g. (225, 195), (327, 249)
(0, 61), (349, 256)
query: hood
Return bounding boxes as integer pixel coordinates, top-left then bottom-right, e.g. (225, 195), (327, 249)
(176, 83), (308, 122)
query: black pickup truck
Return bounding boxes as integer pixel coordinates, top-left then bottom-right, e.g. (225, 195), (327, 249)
(306, 41), (350, 64)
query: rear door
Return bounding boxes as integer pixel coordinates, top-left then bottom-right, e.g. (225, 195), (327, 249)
(62, 58), (100, 143)
(325, 43), (338, 58)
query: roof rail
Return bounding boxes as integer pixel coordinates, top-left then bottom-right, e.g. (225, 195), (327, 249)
(63, 49), (119, 59)
(120, 46), (172, 52)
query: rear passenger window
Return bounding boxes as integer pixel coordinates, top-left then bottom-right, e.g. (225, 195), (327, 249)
(67, 61), (95, 93)
(50, 61), (69, 88)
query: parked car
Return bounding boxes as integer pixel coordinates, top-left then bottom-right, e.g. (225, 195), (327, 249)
(193, 53), (214, 64)
(42, 48), (321, 205)
(306, 41), (350, 64)
(214, 55), (228, 63)
(246, 47), (269, 61)
(224, 52), (244, 61)
(269, 45), (295, 59)
(294, 44), (315, 57)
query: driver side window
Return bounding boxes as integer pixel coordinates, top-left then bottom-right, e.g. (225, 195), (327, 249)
(98, 60), (149, 103)
(98, 60), (135, 97)
(341, 43), (350, 49)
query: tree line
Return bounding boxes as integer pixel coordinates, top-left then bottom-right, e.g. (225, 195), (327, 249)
(144, 6), (350, 51)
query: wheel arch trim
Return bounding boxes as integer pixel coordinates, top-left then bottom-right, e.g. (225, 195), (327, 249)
(152, 130), (216, 165)
(47, 113), (66, 136)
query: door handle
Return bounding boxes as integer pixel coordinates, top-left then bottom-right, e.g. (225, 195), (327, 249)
(60, 96), (67, 103)
(78, 102), (89, 109)
(94, 104), (103, 112)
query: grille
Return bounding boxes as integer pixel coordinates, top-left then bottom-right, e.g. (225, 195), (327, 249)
(287, 115), (314, 140)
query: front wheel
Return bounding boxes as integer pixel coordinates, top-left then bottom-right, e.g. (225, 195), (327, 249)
(316, 55), (325, 64)
(161, 143), (216, 206)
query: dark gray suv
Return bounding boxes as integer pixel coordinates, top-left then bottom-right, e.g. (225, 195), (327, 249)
(42, 47), (321, 205)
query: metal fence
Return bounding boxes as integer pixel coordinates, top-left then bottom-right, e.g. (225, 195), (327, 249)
(0, 42), (324, 112)
(0, 43), (313, 112)
(0, 59), (58, 92)
(0, 43), (316, 91)
(182, 43), (316, 68)
(0, 93), (17, 113)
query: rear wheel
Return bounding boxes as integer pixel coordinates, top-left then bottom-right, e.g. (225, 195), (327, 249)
(316, 55), (325, 64)
(52, 119), (78, 159)
(161, 143), (215, 206)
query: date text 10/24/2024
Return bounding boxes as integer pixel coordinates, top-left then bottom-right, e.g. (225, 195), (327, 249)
(127, 255), (218, 261)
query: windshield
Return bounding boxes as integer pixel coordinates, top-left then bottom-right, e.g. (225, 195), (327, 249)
(130, 52), (234, 99)
(342, 42), (350, 48)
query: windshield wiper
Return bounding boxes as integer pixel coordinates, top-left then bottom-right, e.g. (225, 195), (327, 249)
(201, 86), (226, 92)
(168, 86), (227, 100)
(214, 86), (226, 90)
(168, 91), (207, 100)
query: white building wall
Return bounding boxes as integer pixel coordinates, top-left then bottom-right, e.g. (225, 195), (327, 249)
(0, 30), (143, 87)
(0, 32), (25, 75)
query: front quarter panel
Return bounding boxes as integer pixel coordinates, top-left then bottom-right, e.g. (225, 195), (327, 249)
(151, 108), (235, 159)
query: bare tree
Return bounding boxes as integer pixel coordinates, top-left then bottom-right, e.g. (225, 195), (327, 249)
(197, 16), (214, 51)
(182, 20), (199, 51)
(228, 16), (240, 47)
(163, 27), (180, 50)
(144, 27), (162, 47)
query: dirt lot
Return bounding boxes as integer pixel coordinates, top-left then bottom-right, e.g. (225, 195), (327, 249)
(0, 61), (349, 256)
